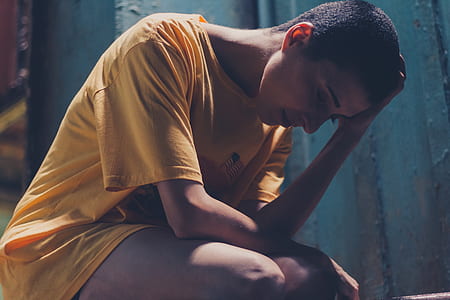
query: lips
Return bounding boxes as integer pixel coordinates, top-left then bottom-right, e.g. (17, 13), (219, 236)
(281, 110), (308, 128)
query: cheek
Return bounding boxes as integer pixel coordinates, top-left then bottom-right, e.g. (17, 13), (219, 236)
(259, 72), (284, 108)
(285, 85), (311, 113)
(259, 53), (288, 96)
(284, 66), (315, 110)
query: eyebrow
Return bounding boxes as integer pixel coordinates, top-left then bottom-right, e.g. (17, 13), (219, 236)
(327, 86), (341, 108)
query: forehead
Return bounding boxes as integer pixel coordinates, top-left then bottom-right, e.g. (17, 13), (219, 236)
(321, 60), (371, 117)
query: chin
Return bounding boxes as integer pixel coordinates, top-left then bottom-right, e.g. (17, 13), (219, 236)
(303, 125), (319, 134)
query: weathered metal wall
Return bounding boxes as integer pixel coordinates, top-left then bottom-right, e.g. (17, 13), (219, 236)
(27, 1), (116, 178)
(273, 1), (450, 299)
(114, 0), (257, 36)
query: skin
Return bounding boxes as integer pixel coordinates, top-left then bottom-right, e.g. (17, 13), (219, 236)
(79, 21), (405, 300)
(257, 23), (371, 133)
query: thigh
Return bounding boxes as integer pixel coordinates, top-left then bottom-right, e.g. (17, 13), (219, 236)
(78, 228), (284, 300)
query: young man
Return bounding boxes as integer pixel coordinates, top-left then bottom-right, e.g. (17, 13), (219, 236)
(0, 1), (405, 299)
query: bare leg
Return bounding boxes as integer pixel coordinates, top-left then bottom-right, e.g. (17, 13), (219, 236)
(79, 228), (285, 300)
(79, 227), (337, 300)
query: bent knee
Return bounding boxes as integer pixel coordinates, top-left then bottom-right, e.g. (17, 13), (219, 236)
(274, 250), (338, 300)
(242, 255), (286, 299)
(297, 264), (337, 300)
(205, 253), (286, 300)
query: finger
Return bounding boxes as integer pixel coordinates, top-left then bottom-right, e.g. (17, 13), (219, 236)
(399, 54), (406, 79)
(380, 55), (407, 104)
(366, 55), (406, 114)
(394, 55), (407, 94)
(395, 69), (406, 94)
(336, 275), (359, 298)
(337, 280), (352, 297)
(378, 71), (405, 108)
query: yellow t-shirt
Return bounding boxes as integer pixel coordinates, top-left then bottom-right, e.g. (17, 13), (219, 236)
(0, 13), (292, 300)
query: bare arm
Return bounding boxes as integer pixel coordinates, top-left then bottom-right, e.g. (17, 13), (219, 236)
(157, 120), (359, 248)
(252, 125), (364, 236)
(156, 179), (289, 254)
(156, 108), (382, 253)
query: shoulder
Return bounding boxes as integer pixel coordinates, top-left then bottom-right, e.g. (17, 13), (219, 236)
(86, 13), (209, 96)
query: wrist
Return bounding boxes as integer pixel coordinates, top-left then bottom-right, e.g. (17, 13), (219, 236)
(336, 123), (367, 142)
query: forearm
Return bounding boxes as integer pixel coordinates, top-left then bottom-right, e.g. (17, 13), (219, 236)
(189, 196), (291, 253)
(254, 126), (364, 236)
(157, 126), (363, 252)
(158, 179), (290, 254)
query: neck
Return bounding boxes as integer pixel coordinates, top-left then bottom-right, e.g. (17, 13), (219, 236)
(201, 23), (284, 97)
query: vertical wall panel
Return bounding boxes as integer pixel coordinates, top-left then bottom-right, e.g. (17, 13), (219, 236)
(369, 0), (450, 295)
(352, 132), (392, 298)
(28, 0), (115, 177)
(434, 0), (450, 286)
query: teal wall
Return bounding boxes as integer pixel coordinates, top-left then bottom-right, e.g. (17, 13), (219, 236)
(27, 1), (116, 178)
(278, 1), (450, 299)
(21, 0), (450, 299)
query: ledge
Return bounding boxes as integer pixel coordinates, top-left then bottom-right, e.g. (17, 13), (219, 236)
(392, 292), (450, 300)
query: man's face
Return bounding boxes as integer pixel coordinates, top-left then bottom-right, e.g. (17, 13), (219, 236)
(256, 27), (371, 133)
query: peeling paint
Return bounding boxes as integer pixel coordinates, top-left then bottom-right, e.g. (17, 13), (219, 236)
(128, 5), (141, 15)
(433, 148), (449, 166)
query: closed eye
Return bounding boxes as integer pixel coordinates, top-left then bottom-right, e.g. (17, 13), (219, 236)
(317, 89), (327, 105)
(327, 86), (341, 108)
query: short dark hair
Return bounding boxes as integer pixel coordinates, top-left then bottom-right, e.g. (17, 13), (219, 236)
(272, 0), (401, 104)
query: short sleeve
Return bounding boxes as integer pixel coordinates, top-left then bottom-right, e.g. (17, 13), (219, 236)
(93, 39), (203, 191)
(241, 128), (293, 203)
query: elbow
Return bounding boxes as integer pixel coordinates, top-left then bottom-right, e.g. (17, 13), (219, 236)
(170, 218), (194, 239)
(167, 204), (203, 239)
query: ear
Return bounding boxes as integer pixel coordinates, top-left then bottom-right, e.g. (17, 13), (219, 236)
(282, 22), (314, 51)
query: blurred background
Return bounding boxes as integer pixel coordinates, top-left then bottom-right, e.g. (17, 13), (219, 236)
(0, 0), (449, 299)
